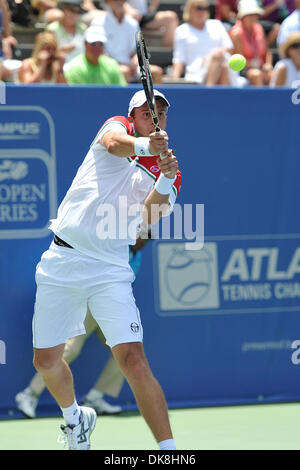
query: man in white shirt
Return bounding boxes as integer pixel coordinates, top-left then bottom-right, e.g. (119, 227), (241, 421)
(172, 0), (234, 85)
(277, 0), (300, 46)
(32, 89), (181, 450)
(91, 0), (162, 82)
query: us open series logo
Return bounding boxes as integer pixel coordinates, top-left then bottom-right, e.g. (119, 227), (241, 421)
(0, 106), (57, 238)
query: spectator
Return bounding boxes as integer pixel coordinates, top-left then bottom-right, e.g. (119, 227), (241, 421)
(259, 0), (295, 46)
(215, 0), (286, 45)
(1, 0), (18, 59)
(215, 0), (238, 25)
(91, 0), (162, 83)
(172, 0), (234, 86)
(80, 0), (106, 24)
(277, 0), (300, 45)
(47, 0), (87, 66)
(65, 24), (127, 84)
(1, 0), (20, 82)
(229, 0), (273, 85)
(270, 31), (300, 85)
(18, 31), (66, 83)
(7, 0), (36, 27)
(261, 0), (294, 24)
(30, 0), (66, 23)
(124, 0), (178, 47)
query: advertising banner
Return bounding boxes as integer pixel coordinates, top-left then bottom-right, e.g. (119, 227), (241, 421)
(0, 85), (299, 418)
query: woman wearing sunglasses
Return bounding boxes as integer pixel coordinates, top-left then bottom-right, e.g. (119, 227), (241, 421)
(270, 31), (300, 86)
(46, 0), (87, 65)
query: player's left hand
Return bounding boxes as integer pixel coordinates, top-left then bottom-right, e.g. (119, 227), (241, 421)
(157, 150), (178, 179)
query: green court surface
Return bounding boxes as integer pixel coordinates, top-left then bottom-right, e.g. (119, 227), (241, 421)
(0, 403), (299, 450)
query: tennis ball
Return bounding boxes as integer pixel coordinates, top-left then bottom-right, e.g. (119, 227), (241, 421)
(228, 54), (246, 72)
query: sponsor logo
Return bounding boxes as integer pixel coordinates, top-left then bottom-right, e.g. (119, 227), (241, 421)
(0, 160), (28, 181)
(150, 165), (160, 173)
(291, 80), (300, 104)
(130, 322), (139, 333)
(0, 107), (57, 238)
(0, 81), (6, 105)
(0, 122), (40, 137)
(155, 240), (300, 316)
(291, 340), (300, 365)
(0, 340), (6, 365)
(156, 242), (219, 312)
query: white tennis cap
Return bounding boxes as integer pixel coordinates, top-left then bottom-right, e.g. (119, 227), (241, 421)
(128, 89), (170, 116)
(84, 26), (107, 44)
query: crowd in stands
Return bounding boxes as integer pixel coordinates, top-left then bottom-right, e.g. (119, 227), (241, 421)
(1, 0), (300, 87)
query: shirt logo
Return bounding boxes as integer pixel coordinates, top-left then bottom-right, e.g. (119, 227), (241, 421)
(150, 165), (160, 173)
(130, 322), (139, 333)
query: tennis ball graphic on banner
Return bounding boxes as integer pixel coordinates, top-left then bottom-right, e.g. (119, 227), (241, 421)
(165, 248), (213, 305)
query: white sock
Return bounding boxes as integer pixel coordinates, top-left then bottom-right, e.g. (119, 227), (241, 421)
(61, 401), (80, 427)
(158, 439), (176, 450)
(85, 389), (103, 401)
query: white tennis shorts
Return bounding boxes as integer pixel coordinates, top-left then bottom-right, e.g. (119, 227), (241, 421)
(32, 242), (143, 349)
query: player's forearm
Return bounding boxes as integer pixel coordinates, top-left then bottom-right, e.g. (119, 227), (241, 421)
(142, 189), (170, 224)
(101, 132), (137, 157)
(101, 131), (168, 158)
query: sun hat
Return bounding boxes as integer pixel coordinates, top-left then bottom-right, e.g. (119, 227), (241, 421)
(237, 0), (264, 19)
(279, 32), (300, 58)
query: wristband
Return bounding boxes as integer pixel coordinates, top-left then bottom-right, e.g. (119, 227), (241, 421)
(134, 137), (153, 156)
(154, 173), (176, 195)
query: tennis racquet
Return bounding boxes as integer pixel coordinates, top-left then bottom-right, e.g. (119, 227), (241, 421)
(136, 31), (161, 133)
(136, 31), (170, 171)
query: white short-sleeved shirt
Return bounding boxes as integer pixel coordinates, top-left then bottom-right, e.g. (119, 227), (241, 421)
(49, 116), (181, 267)
(92, 10), (140, 65)
(270, 58), (300, 88)
(127, 0), (148, 15)
(47, 21), (86, 64)
(277, 10), (300, 46)
(173, 20), (233, 80)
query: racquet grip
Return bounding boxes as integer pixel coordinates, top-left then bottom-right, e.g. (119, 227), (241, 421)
(159, 152), (172, 176)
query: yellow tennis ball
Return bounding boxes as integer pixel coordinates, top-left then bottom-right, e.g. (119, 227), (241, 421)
(228, 54), (246, 72)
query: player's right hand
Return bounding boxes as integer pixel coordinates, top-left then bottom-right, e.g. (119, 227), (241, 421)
(149, 131), (169, 156)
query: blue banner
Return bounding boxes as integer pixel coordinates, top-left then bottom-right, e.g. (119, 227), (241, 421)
(0, 84), (300, 418)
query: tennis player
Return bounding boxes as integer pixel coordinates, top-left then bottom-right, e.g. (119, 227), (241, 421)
(32, 89), (181, 450)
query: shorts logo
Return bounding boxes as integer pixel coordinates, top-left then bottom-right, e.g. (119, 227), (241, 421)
(130, 322), (139, 333)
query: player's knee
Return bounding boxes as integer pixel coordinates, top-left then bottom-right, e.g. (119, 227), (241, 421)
(115, 345), (149, 381)
(33, 349), (61, 373)
(125, 355), (149, 381)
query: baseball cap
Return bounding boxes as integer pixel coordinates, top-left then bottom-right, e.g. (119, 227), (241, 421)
(84, 26), (107, 44)
(128, 89), (170, 116)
